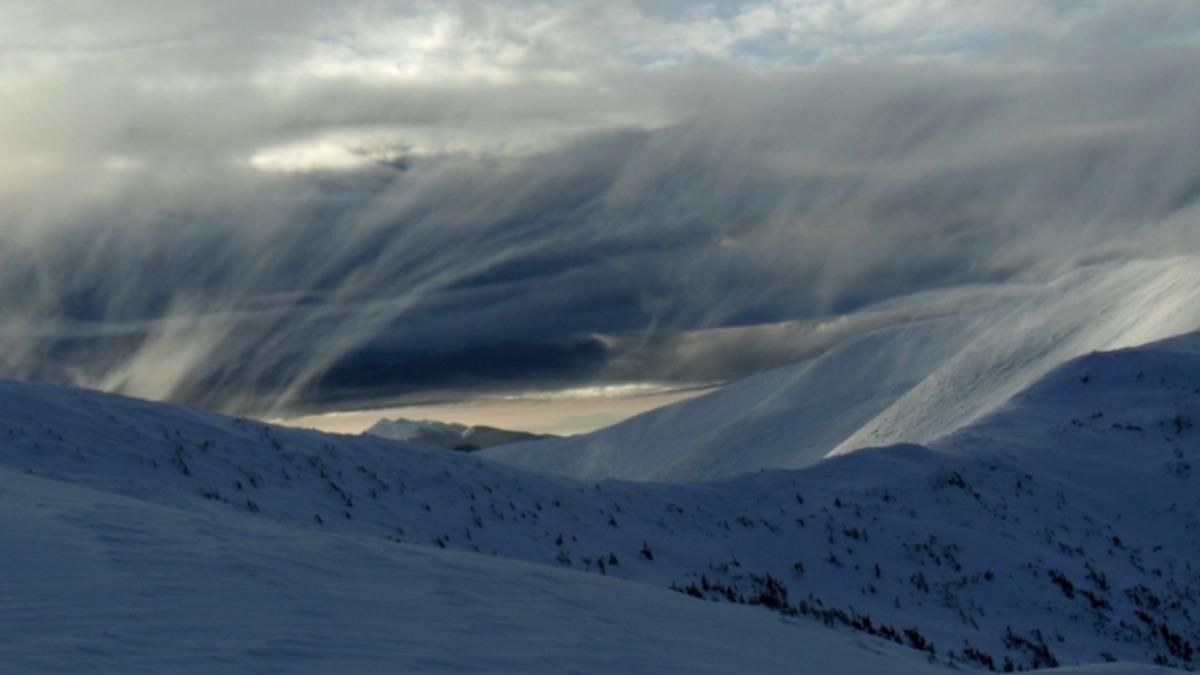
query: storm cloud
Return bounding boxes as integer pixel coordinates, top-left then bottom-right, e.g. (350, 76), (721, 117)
(2, 1), (1199, 416)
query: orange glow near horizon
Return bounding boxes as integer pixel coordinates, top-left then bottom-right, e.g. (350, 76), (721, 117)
(269, 386), (718, 437)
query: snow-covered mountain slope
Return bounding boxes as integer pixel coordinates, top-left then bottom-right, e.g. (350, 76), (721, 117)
(3, 329), (1200, 671)
(1, 465), (951, 675)
(484, 257), (1200, 481)
(831, 257), (1200, 457)
(484, 311), (978, 481)
(366, 416), (554, 451)
(4, 468), (1179, 675)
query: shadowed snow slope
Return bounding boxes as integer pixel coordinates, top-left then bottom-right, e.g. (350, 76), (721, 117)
(1, 465), (953, 675)
(2, 328), (1200, 671)
(484, 257), (1200, 481)
(2, 465), (1179, 675)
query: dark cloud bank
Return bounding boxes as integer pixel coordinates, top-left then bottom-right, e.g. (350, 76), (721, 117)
(2, 2), (1199, 416)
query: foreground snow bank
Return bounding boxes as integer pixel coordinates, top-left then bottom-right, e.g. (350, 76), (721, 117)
(1, 466), (946, 675)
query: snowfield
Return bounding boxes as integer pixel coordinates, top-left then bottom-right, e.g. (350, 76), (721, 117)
(2, 465), (950, 675)
(3, 290), (1200, 671)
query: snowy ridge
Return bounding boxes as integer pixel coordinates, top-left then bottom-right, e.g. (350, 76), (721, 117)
(485, 257), (1200, 481)
(3, 330), (1200, 670)
(484, 311), (978, 481)
(833, 257), (1200, 457)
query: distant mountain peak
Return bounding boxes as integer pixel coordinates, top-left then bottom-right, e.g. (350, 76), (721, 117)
(366, 416), (557, 451)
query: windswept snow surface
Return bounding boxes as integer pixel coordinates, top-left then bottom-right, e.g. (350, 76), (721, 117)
(0, 466), (947, 675)
(485, 257), (1200, 481)
(832, 257), (1200, 458)
(3, 328), (1200, 671)
(2, 468), (1180, 675)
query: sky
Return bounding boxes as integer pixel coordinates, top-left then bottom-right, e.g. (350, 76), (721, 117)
(2, 1), (1200, 431)
(274, 384), (718, 436)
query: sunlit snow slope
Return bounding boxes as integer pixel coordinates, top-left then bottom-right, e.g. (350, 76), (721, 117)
(485, 257), (1200, 481)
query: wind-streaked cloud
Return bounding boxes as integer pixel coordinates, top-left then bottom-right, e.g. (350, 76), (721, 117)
(1, 1), (1199, 416)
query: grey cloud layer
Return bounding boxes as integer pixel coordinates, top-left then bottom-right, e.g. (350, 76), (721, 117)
(1, 2), (1199, 414)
